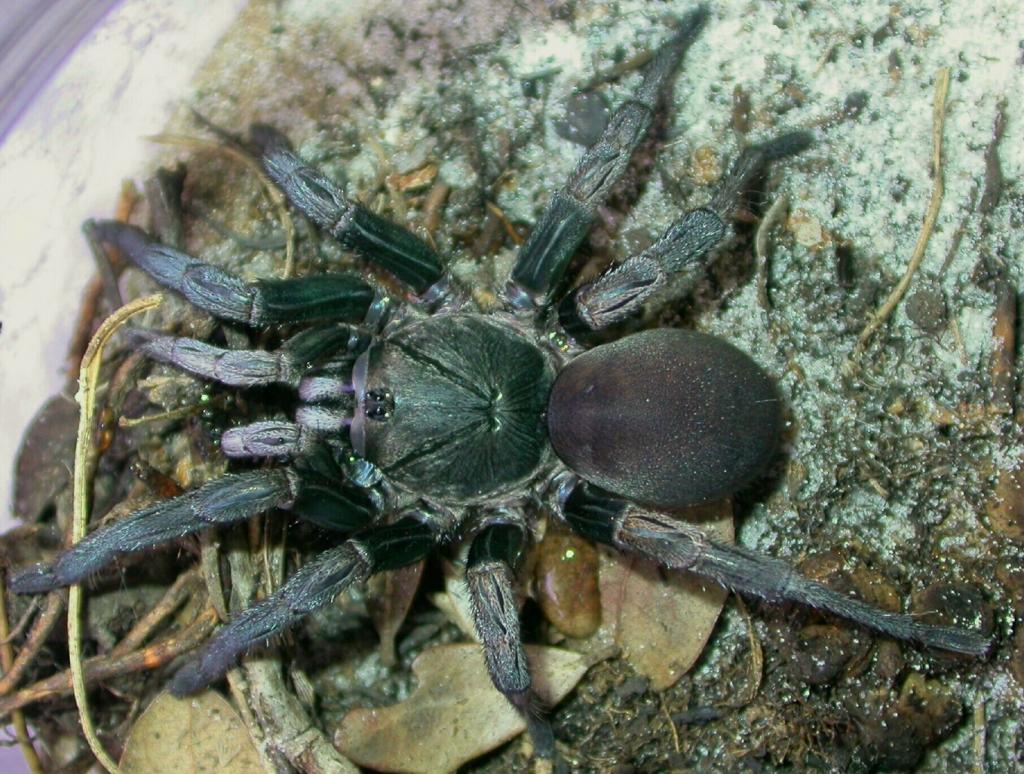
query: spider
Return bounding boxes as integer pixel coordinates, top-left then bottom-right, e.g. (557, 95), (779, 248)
(9, 7), (989, 761)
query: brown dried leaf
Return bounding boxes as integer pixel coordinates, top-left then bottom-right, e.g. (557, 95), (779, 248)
(386, 162), (438, 192)
(335, 643), (588, 773)
(120, 690), (261, 773)
(369, 560), (425, 666)
(14, 393), (78, 522)
(590, 500), (733, 690)
(431, 558), (483, 640)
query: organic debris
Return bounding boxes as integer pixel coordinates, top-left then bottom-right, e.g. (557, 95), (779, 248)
(335, 643), (588, 772)
(119, 691), (262, 773)
(578, 500), (732, 691)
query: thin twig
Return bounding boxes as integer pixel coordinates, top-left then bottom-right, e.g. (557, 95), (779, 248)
(754, 193), (789, 313)
(226, 535), (357, 773)
(850, 67), (950, 364)
(148, 133), (297, 277)
(118, 404), (202, 428)
(485, 201), (525, 246)
(70, 293), (164, 773)
(0, 591), (66, 695)
(421, 182), (450, 237)
(660, 695), (681, 754)
(0, 608), (218, 716)
(110, 567), (202, 657)
(198, 530), (277, 774)
(0, 596), (40, 645)
(82, 220), (125, 312)
(0, 573), (45, 773)
(199, 531), (229, 621)
(66, 275), (106, 378)
(731, 597), (763, 707)
(972, 697), (986, 774)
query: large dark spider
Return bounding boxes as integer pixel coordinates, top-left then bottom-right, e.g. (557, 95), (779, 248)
(10, 8), (988, 759)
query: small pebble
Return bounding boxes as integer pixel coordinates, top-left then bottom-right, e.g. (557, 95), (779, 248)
(905, 285), (948, 334)
(789, 623), (859, 686)
(534, 531), (601, 638)
(911, 581), (993, 672)
(554, 90), (610, 147)
(856, 672), (962, 770)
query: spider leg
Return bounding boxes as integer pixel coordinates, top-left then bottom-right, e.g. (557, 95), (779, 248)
(220, 421), (316, 458)
(90, 220), (376, 325)
(466, 518), (554, 759)
(9, 466), (376, 594)
(250, 124), (445, 296)
(169, 511), (439, 695)
(561, 482), (991, 657)
(10, 470), (295, 594)
(562, 131), (813, 332)
(126, 323), (358, 388)
(507, 6), (709, 305)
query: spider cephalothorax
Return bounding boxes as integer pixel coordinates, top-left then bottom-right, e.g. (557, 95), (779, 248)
(10, 8), (989, 760)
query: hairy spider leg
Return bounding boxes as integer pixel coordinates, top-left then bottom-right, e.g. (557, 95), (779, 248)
(561, 482), (991, 657)
(250, 124), (445, 296)
(128, 322), (362, 456)
(563, 131), (814, 332)
(90, 220), (377, 325)
(507, 6), (709, 304)
(168, 512), (440, 695)
(466, 518), (555, 759)
(213, 412), (380, 535)
(8, 469), (370, 594)
(125, 323), (358, 388)
(125, 312), (366, 469)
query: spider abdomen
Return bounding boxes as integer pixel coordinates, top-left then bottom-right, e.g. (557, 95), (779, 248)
(352, 314), (556, 503)
(547, 329), (782, 508)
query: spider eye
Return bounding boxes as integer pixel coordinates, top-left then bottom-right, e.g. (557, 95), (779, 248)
(364, 389), (395, 421)
(547, 329), (782, 508)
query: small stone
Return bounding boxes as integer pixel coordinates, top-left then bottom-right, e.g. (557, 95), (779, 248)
(534, 531), (601, 638)
(904, 285), (947, 334)
(856, 672), (963, 770)
(911, 581), (993, 672)
(911, 582), (993, 637)
(789, 623), (858, 686)
(13, 394), (78, 522)
(895, 673), (963, 747)
(554, 91), (610, 147)
(849, 566), (901, 613)
(689, 145), (721, 186)
(871, 640), (906, 683)
(787, 209), (829, 250)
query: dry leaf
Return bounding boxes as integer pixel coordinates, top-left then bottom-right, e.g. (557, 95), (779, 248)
(385, 163), (438, 192)
(335, 643), (588, 773)
(120, 690), (261, 773)
(585, 500), (733, 690)
(370, 560), (425, 665)
(430, 559), (482, 640)
(13, 393), (78, 521)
